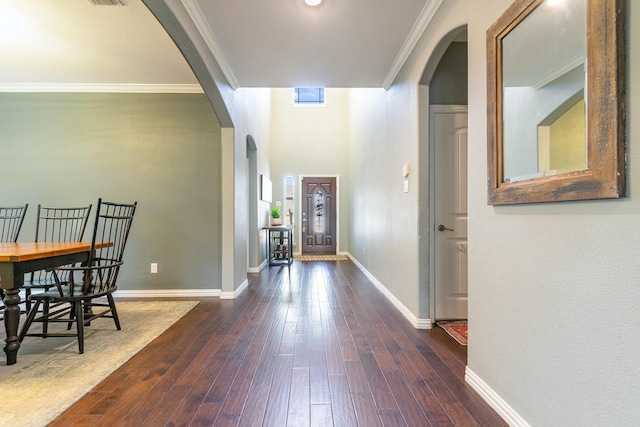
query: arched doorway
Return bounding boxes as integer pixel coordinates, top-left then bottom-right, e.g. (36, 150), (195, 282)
(417, 26), (469, 324)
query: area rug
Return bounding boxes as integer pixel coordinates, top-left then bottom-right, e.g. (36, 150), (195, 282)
(294, 254), (349, 261)
(0, 300), (198, 427)
(436, 320), (468, 345)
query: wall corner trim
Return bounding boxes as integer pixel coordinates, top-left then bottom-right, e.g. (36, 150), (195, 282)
(465, 367), (531, 427)
(220, 279), (249, 300)
(347, 253), (431, 329)
(248, 259), (267, 273)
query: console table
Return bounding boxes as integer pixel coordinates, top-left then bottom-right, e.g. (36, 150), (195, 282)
(263, 226), (293, 267)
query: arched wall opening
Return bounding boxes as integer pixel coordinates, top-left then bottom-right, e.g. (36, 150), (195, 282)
(417, 25), (469, 322)
(246, 135), (259, 270)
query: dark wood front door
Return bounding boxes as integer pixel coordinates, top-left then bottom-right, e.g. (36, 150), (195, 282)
(301, 177), (336, 254)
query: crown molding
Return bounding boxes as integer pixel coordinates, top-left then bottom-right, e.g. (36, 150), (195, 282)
(383, 0), (443, 90)
(0, 83), (204, 93)
(181, 0), (239, 90)
(532, 53), (584, 90)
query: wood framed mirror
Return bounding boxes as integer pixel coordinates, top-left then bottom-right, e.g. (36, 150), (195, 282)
(487, 0), (626, 205)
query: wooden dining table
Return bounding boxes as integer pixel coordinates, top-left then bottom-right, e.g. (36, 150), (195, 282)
(0, 242), (98, 365)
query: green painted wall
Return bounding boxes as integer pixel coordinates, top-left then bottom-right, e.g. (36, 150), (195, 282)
(426, 41), (468, 105)
(0, 92), (222, 291)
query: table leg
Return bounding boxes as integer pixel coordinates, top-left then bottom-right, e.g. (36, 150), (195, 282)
(2, 288), (21, 365)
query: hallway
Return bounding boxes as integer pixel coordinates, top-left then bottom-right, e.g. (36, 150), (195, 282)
(51, 260), (505, 426)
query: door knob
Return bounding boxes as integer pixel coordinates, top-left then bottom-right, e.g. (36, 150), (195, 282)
(437, 224), (454, 232)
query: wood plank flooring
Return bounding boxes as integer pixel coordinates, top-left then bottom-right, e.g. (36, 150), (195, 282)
(50, 260), (506, 427)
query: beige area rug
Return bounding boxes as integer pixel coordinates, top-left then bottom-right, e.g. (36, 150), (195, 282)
(0, 300), (198, 427)
(294, 254), (349, 261)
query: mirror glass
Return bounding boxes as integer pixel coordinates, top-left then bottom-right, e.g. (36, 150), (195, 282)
(486, 0), (626, 205)
(502, 0), (586, 183)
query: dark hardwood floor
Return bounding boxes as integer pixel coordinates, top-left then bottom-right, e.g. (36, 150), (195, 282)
(50, 260), (506, 426)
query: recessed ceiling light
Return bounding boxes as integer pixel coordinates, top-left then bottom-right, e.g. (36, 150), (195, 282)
(305, 0), (322, 6)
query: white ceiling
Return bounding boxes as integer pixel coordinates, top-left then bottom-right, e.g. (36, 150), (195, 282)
(0, 0), (441, 90)
(184, 0), (436, 88)
(0, 0), (198, 89)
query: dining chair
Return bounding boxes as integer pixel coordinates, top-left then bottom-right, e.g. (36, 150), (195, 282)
(0, 204), (28, 243)
(23, 205), (93, 312)
(19, 199), (137, 354)
(0, 204), (28, 318)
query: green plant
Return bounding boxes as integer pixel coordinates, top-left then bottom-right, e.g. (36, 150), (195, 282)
(270, 206), (281, 218)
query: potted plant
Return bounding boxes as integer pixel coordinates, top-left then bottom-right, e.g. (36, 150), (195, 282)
(270, 206), (282, 225)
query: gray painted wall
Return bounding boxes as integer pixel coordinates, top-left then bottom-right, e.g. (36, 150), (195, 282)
(468, 2), (640, 425)
(348, 0), (640, 424)
(0, 92), (223, 291)
(349, 85), (421, 316)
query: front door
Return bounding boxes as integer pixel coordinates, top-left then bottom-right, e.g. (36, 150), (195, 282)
(301, 177), (337, 254)
(432, 106), (468, 320)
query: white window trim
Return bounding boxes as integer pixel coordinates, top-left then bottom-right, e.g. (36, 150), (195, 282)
(291, 88), (328, 107)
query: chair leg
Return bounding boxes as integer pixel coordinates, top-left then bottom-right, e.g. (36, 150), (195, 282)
(25, 288), (32, 312)
(19, 299), (42, 342)
(75, 301), (84, 354)
(83, 298), (93, 327)
(42, 300), (50, 337)
(107, 294), (121, 330)
(68, 301), (76, 330)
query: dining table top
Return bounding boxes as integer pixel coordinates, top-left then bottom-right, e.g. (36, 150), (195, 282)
(0, 242), (108, 263)
(0, 241), (113, 366)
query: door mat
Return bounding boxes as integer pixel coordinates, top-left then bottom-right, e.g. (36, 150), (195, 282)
(436, 320), (468, 345)
(294, 254), (349, 261)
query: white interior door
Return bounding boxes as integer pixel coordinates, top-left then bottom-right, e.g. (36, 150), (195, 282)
(433, 106), (468, 320)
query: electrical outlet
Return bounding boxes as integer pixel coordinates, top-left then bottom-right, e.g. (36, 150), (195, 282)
(150, 263), (158, 274)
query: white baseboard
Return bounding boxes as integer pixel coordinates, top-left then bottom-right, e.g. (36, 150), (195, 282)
(465, 367), (530, 427)
(114, 279), (248, 300)
(114, 288), (221, 298)
(346, 253), (432, 329)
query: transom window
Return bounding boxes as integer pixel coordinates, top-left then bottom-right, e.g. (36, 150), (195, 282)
(293, 87), (325, 105)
